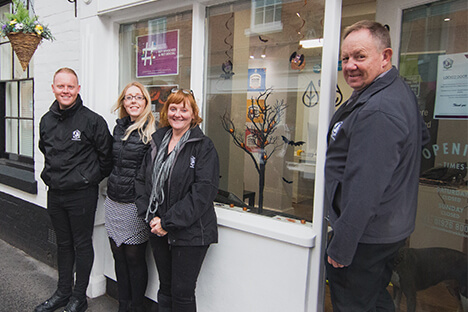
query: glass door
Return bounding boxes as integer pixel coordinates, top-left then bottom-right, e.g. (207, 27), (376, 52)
(399, 0), (467, 311)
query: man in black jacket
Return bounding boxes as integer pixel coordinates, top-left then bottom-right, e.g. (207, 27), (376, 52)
(35, 68), (113, 312)
(325, 21), (429, 311)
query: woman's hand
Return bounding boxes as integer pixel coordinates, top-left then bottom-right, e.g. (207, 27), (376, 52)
(150, 217), (168, 237)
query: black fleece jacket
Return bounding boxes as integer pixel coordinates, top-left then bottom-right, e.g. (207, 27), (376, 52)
(39, 95), (113, 190)
(135, 126), (219, 246)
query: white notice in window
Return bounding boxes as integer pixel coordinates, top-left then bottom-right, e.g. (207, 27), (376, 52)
(434, 52), (468, 119)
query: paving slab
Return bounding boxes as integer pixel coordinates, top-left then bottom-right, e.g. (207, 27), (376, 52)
(0, 239), (118, 312)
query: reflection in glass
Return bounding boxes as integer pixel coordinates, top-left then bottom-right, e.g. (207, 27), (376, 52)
(6, 82), (18, 117)
(206, 0), (325, 222)
(398, 0), (467, 311)
(20, 120), (33, 157)
(119, 11), (192, 92)
(20, 80), (33, 118)
(5, 119), (18, 154)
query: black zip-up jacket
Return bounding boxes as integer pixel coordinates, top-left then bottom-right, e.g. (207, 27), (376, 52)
(39, 95), (113, 190)
(135, 126), (219, 246)
(325, 67), (430, 266)
(107, 116), (150, 203)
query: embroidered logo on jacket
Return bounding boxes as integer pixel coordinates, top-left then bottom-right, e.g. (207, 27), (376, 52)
(190, 156), (196, 168)
(331, 121), (343, 141)
(72, 129), (81, 141)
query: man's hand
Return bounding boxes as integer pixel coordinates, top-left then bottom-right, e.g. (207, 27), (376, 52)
(328, 256), (345, 268)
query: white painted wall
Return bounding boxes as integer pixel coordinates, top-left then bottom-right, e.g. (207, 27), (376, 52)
(103, 206), (318, 312)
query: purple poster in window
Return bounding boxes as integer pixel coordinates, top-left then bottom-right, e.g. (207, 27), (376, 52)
(136, 30), (179, 77)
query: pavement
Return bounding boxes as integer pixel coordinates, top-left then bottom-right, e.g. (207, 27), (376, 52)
(0, 239), (119, 312)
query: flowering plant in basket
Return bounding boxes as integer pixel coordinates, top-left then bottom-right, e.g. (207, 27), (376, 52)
(1, 0), (54, 70)
(1, 0), (53, 40)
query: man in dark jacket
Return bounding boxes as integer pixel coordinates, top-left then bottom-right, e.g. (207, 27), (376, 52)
(325, 21), (429, 311)
(35, 68), (113, 312)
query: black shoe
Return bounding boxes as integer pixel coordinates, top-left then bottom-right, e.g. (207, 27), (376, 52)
(62, 297), (88, 312)
(34, 291), (71, 312)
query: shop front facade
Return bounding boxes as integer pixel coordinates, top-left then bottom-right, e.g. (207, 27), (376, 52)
(0, 0), (466, 311)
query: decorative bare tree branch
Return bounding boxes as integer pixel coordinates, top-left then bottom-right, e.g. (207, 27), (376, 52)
(221, 88), (287, 212)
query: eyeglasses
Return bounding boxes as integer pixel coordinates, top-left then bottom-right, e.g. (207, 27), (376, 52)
(124, 95), (145, 102)
(171, 88), (194, 97)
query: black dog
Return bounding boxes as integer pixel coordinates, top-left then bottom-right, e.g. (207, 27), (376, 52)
(391, 247), (467, 312)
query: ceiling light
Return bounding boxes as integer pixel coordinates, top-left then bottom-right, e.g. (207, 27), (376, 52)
(299, 38), (323, 49)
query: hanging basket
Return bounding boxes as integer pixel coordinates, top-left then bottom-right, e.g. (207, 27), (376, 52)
(7, 32), (42, 71)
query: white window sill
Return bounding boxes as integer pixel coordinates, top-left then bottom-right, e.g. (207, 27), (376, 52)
(215, 204), (316, 248)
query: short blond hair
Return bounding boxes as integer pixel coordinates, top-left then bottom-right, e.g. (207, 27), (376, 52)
(53, 67), (79, 84)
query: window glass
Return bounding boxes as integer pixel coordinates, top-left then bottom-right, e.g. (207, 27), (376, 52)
(3, 79), (33, 159)
(206, 0), (325, 222)
(5, 81), (18, 117)
(398, 0), (467, 311)
(251, 0), (282, 34)
(5, 118), (18, 154)
(20, 80), (33, 118)
(19, 119), (33, 157)
(119, 10), (192, 122)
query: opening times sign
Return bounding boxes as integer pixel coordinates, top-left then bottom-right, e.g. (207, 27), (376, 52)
(137, 30), (179, 77)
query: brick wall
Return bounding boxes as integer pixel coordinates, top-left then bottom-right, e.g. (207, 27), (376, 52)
(0, 191), (57, 268)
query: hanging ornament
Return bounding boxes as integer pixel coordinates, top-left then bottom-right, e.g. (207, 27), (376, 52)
(290, 1), (307, 71)
(290, 51), (306, 70)
(221, 12), (235, 79)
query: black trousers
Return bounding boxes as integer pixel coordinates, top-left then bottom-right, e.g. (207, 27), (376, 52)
(149, 234), (208, 312)
(326, 238), (405, 312)
(47, 186), (98, 299)
(109, 239), (148, 307)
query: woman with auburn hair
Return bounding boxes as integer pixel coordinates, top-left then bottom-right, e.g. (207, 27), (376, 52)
(135, 88), (219, 312)
(105, 82), (156, 312)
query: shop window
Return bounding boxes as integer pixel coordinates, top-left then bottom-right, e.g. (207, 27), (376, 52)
(206, 0), (325, 222)
(119, 11), (192, 123)
(0, 0), (37, 194)
(398, 0), (467, 311)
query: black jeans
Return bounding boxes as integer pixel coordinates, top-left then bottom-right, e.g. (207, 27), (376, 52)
(149, 234), (208, 312)
(325, 238), (405, 312)
(109, 239), (148, 307)
(47, 186), (98, 299)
